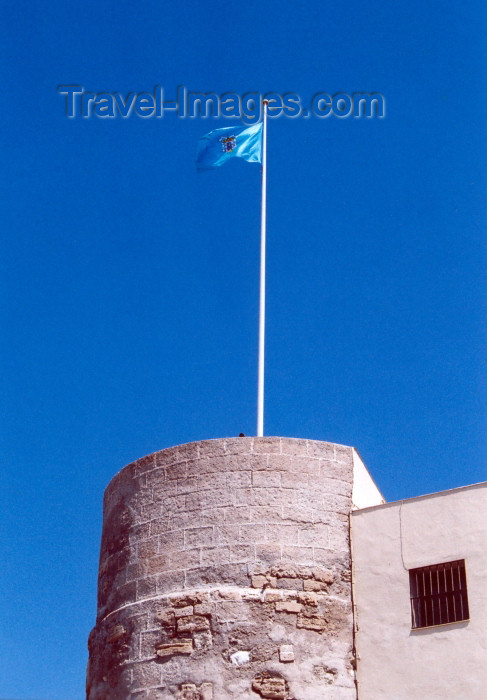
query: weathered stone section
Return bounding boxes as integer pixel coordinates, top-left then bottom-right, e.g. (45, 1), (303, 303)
(87, 437), (356, 699)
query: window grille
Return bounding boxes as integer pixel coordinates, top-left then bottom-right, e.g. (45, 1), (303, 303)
(409, 559), (469, 629)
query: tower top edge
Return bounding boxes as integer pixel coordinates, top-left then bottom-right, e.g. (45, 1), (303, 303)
(104, 436), (355, 495)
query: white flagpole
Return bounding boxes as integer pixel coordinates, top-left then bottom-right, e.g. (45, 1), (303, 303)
(257, 100), (268, 437)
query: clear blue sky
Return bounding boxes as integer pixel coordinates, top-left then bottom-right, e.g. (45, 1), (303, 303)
(1, 1), (486, 698)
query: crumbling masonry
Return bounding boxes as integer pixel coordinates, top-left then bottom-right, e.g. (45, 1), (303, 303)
(87, 437), (358, 699)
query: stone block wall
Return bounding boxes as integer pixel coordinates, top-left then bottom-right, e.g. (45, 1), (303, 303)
(87, 437), (357, 699)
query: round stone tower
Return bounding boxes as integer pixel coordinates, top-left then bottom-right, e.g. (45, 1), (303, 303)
(87, 437), (357, 699)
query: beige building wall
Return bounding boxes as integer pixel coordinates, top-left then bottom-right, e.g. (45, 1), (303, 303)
(351, 482), (487, 700)
(351, 450), (385, 511)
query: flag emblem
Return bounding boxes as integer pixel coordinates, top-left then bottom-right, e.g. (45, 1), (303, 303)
(220, 135), (237, 153)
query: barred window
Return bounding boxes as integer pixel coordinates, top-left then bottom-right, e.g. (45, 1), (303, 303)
(409, 559), (469, 629)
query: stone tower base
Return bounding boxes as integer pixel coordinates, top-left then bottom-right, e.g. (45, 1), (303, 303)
(87, 437), (360, 699)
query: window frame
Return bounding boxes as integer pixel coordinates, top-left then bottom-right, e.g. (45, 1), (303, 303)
(409, 559), (470, 630)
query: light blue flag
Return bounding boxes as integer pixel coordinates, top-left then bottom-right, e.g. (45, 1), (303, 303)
(196, 122), (262, 172)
